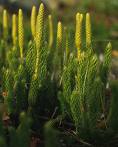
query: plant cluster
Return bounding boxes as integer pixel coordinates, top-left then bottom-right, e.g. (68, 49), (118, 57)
(0, 3), (117, 147)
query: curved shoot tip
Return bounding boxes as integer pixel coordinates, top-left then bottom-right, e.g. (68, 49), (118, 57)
(31, 6), (36, 14)
(48, 14), (52, 19)
(32, 5), (36, 9)
(12, 14), (16, 18)
(18, 9), (23, 18)
(38, 3), (44, 14)
(58, 21), (62, 26)
(19, 9), (22, 14)
(76, 12), (80, 20)
(3, 9), (7, 14)
(80, 14), (83, 22)
(107, 42), (112, 48)
(86, 13), (90, 17)
(40, 3), (44, 9)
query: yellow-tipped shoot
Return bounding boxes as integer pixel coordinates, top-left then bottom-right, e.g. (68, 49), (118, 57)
(31, 6), (37, 39)
(3, 9), (8, 39)
(86, 13), (92, 48)
(35, 3), (44, 75)
(48, 15), (53, 48)
(64, 27), (69, 61)
(75, 13), (83, 60)
(57, 21), (62, 49)
(18, 9), (24, 59)
(36, 3), (44, 50)
(12, 14), (17, 46)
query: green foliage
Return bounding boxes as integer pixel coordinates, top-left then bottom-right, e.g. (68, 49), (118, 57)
(59, 54), (76, 116)
(0, 3), (117, 146)
(25, 41), (36, 79)
(2, 69), (14, 114)
(28, 42), (48, 107)
(70, 52), (103, 136)
(108, 81), (118, 132)
(44, 118), (61, 147)
(14, 64), (28, 113)
(60, 33), (112, 140)
(0, 112), (31, 147)
(0, 137), (6, 147)
(16, 112), (31, 147)
(0, 114), (4, 138)
(7, 46), (19, 72)
(100, 42), (112, 85)
(9, 127), (18, 147)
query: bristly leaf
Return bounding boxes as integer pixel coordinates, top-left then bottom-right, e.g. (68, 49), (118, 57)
(61, 54), (77, 115)
(25, 41), (36, 79)
(104, 42), (112, 68)
(101, 42), (112, 85)
(2, 69), (14, 114)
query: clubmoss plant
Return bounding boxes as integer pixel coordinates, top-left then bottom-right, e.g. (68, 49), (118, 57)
(53, 21), (63, 83)
(28, 3), (46, 107)
(0, 3), (116, 145)
(60, 13), (112, 140)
